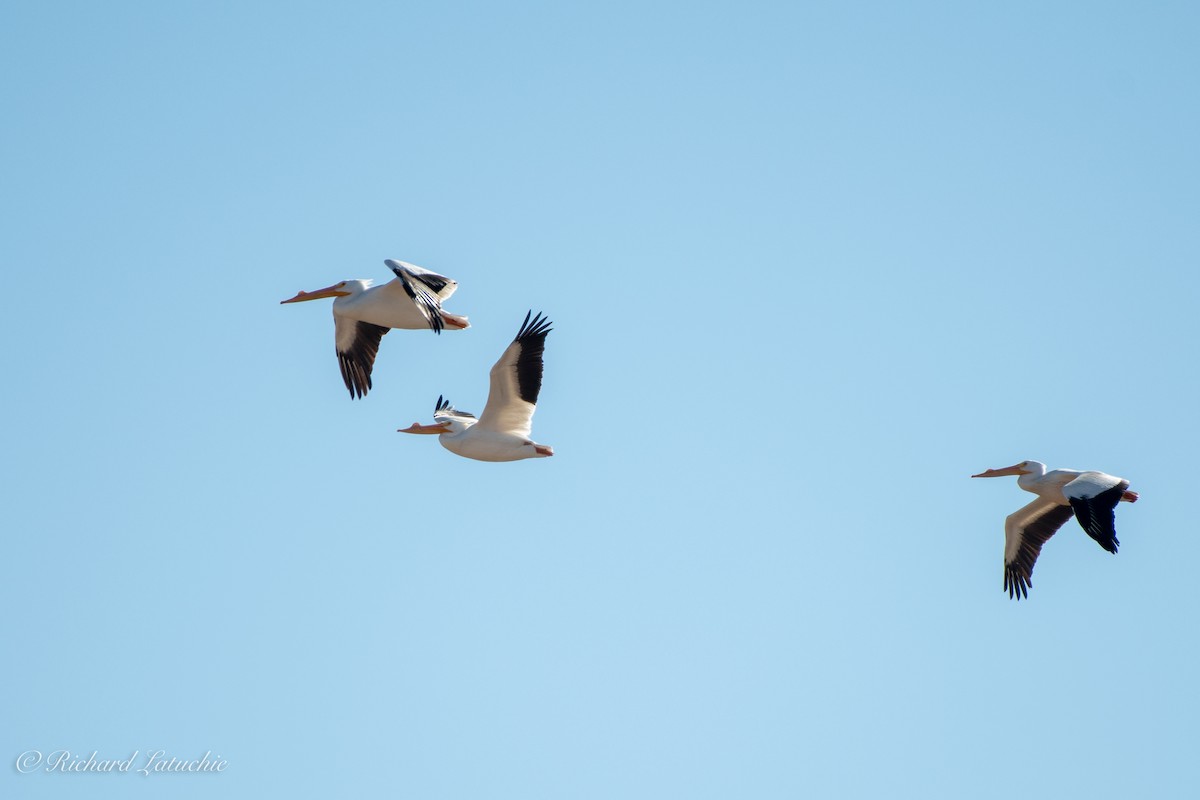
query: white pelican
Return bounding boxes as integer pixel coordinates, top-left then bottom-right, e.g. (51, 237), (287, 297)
(972, 460), (1139, 599)
(281, 259), (469, 398)
(398, 311), (554, 462)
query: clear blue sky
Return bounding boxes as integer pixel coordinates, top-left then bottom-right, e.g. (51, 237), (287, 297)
(3, 2), (1198, 798)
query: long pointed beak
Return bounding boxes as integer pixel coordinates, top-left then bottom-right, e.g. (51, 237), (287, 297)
(280, 283), (351, 304)
(972, 464), (1026, 478)
(398, 422), (449, 435)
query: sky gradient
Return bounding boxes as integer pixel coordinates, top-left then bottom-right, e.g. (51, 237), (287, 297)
(3, 2), (1199, 798)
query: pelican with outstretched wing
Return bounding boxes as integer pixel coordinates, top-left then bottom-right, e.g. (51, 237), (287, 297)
(972, 460), (1139, 599)
(398, 311), (554, 462)
(281, 259), (469, 398)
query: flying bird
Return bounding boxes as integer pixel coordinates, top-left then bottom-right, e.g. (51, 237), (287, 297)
(398, 311), (554, 462)
(972, 460), (1139, 599)
(280, 259), (469, 398)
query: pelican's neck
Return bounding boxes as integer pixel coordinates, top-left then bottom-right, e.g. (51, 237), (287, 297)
(1016, 461), (1048, 492)
(439, 418), (476, 436)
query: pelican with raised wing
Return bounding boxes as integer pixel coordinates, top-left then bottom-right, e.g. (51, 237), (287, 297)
(281, 259), (469, 399)
(399, 311), (553, 462)
(972, 460), (1139, 600)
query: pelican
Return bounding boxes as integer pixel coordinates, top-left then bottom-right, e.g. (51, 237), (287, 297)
(972, 460), (1139, 599)
(398, 311), (554, 462)
(281, 259), (469, 398)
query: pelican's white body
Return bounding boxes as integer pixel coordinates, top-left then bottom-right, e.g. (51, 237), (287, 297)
(282, 259), (468, 399)
(432, 390), (551, 462)
(975, 459), (1136, 598)
(332, 263), (462, 330)
(401, 311), (554, 462)
(437, 423), (551, 462)
(1013, 461), (1124, 506)
(430, 333), (552, 461)
(333, 281), (434, 328)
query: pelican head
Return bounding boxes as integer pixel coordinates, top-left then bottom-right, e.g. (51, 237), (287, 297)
(280, 280), (369, 304)
(972, 460), (1037, 478)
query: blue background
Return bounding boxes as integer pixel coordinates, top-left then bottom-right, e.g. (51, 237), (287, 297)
(3, 2), (1198, 797)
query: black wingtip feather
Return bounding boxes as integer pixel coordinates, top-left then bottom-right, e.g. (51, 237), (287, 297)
(336, 322), (389, 400)
(1002, 503), (1075, 601)
(393, 267), (445, 334)
(432, 394), (475, 419)
(1003, 567), (1029, 600)
(1069, 483), (1125, 555)
(514, 310), (553, 342)
(511, 310), (553, 406)
(387, 260), (453, 295)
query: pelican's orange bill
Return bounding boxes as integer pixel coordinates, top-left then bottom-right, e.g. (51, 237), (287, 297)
(398, 422), (449, 435)
(280, 283), (352, 304)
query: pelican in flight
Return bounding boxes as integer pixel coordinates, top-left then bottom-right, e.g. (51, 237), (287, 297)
(281, 259), (469, 399)
(398, 311), (554, 462)
(972, 461), (1139, 599)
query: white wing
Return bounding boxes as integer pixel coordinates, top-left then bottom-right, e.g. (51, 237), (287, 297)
(378, 260), (444, 332)
(477, 311), (552, 437)
(432, 395), (477, 426)
(1062, 471), (1123, 500)
(333, 311), (389, 399)
(1003, 497), (1076, 600)
(386, 259), (458, 299)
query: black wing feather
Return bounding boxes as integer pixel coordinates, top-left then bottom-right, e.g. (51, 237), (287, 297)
(511, 310), (553, 405)
(434, 394), (475, 419)
(414, 272), (451, 294)
(1069, 482), (1127, 555)
(337, 321), (389, 399)
(388, 263), (444, 334)
(1004, 504), (1076, 600)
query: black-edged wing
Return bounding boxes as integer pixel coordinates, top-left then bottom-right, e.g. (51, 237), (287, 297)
(432, 394), (476, 422)
(1065, 473), (1128, 554)
(1003, 498), (1077, 600)
(385, 259), (452, 333)
(334, 316), (389, 399)
(385, 259), (459, 299)
(477, 311), (552, 437)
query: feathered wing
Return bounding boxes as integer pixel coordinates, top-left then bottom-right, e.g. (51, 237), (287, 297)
(385, 260), (455, 332)
(334, 314), (389, 399)
(432, 394), (477, 424)
(1064, 472), (1127, 554)
(384, 260), (458, 300)
(476, 311), (553, 437)
(1003, 497), (1076, 600)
